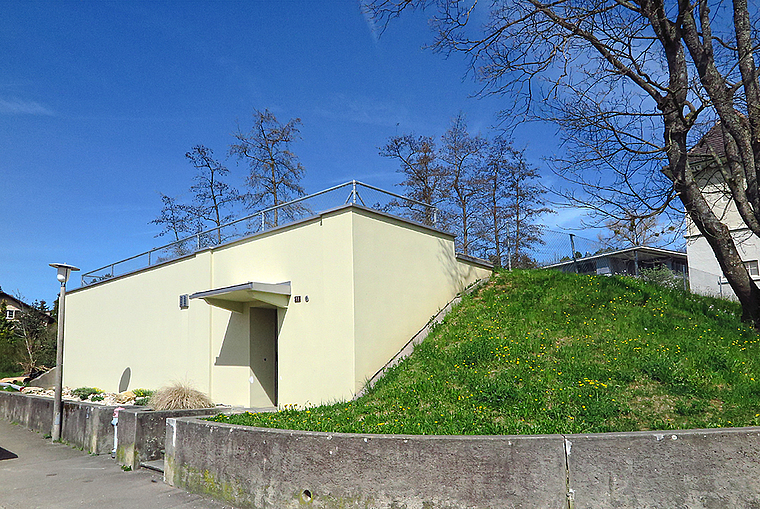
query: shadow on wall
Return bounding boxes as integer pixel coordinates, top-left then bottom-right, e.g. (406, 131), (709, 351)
(436, 238), (486, 293)
(215, 311), (250, 367)
(119, 367), (131, 392)
(214, 305), (280, 407)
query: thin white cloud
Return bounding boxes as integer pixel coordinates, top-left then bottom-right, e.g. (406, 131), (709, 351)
(0, 97), (54, 116)
(312, 93), (412, 128)
(551, 206), (590, 230)
(359, 1), (380, 44)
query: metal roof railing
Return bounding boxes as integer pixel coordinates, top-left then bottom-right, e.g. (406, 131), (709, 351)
(80, 180), (438, 287)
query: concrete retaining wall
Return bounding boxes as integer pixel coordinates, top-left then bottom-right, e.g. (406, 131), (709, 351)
(115, 407), (223, 470)
(567, 429), (760, 508)
(165, 417), (760, 509)
(165, 417), (568, 508)
(0, 391), (122, 455)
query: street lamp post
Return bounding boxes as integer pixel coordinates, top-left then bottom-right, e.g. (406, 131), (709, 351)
(49, 263), (79, 442)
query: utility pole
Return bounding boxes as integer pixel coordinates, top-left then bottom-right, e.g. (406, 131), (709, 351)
(570, 234), (578, 273)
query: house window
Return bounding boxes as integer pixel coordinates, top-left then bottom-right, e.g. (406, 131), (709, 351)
(5, 309), (16, 320)
(744, 260), (759, 277)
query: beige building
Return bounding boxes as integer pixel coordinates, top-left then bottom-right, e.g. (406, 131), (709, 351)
(685, 123), (760, 299)
(0, 291), (54, 324)
(64, 202), (491, 407)
(1, 292), (26, 321)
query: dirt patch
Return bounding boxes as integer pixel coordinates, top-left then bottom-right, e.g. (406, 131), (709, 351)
(628, 393), (677, 416)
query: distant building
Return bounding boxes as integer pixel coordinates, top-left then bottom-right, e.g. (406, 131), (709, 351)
(0, 290), (54, 324)
(685, 123), (760, 299)
(545, 246), (688, 278)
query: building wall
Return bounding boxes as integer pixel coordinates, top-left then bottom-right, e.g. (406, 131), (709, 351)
(64, 206), (490, 408)
(4, 303), (22, 320)
(65, 214), (355, 407)
(64, 250), (214, 395)
(687, 229), (760, 300)
(688, 169), (745, 234)
(686, 163), (760, 299)
(207, 210), (357, 407)
(1, 294), (32, 321)
(350, 209), (491, 392)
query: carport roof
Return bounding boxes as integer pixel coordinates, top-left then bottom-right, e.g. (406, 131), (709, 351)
(190, 281), (291, 312)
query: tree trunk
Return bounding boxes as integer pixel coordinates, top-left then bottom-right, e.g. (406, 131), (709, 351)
(679, 179), (760, 326)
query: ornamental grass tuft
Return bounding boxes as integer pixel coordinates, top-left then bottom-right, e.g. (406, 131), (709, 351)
(150, 382), (213, 410)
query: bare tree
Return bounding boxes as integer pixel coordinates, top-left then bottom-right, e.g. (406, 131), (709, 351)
(230, 109), (305, 227)
(185, 145), (242, 243)
(151, 145), (240, 249)
(490, 140), (551, 267)
(440, 113), (486, 254)
(478, 136), (512, 267)
(151, 194), (197, 242)
(380, 134), (447, 226)
(368, 0), (760, 326)
(477, 137), (551, 268)
(599, 213), (678, 249)
(12, 300), (54, 374)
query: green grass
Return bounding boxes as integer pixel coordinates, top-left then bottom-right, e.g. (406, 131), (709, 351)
(0, 370), (25, 391)
(210, 270), (760, 435)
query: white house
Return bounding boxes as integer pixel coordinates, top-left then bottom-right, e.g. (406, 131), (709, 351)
(686, 123), (760, 299)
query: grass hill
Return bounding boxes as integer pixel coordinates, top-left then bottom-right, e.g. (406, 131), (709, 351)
(212, 269), (760, 435)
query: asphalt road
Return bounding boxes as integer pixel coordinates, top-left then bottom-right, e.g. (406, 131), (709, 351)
(0, 418), (235, 508)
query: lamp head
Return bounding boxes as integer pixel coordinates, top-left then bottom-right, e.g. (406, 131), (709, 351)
(49, 263), (80, 284)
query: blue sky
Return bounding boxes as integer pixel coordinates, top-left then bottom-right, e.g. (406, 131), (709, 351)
(1, 1), (577, 304)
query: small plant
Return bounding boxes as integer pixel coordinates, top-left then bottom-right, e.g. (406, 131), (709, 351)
(121, 465), (132, 471)
(134, 397), (150, 406)
(640, 266), (684, 290)
(132, 388), (154, 398)
(72, 387), (103, 400)
(91, 394), (104, 402)
(149, 382), (214, 411)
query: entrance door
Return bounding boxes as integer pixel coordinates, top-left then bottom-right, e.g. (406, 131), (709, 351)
(249, 307), (277, 407)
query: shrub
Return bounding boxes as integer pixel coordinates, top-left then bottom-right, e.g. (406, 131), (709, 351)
(640, 265), (685, 290)
(149, 382), (214, 411)
(72, 387), (103, 400)
(132, 388), (154, 398)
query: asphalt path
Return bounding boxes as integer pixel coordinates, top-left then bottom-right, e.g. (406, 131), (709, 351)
(0, 418), (236, 508)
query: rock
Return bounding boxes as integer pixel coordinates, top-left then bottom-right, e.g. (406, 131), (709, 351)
(114, 391), (135, 403)
(27, 367), (57, 389)
(20, 386), (46, 395)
